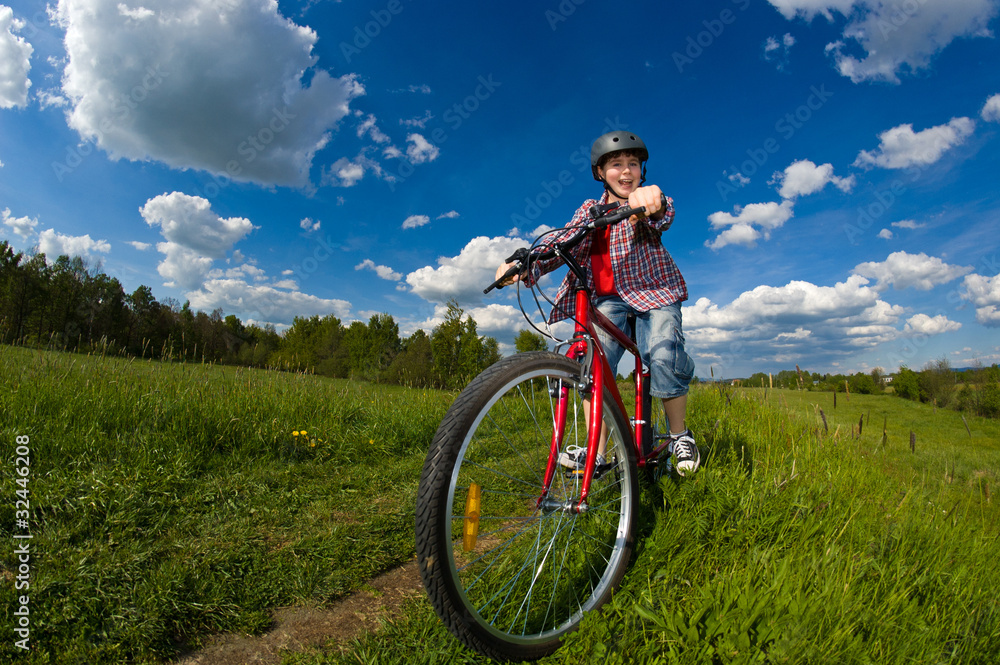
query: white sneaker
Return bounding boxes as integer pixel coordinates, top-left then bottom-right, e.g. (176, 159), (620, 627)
(558, 445), (605, 470)
(671, 430), (700, 476)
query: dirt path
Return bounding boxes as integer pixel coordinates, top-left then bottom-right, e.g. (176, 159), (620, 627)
(173, 559), (423, 665)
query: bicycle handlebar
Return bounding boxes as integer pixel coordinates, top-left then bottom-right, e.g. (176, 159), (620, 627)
(483, 193), (667, 294)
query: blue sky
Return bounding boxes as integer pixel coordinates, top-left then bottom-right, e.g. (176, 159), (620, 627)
(1, 0), (999, 379)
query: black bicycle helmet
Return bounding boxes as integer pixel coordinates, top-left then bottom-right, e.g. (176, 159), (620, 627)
(590, 131), (648, 188)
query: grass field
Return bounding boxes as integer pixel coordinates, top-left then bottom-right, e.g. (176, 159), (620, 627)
(2, 345), (999, 663)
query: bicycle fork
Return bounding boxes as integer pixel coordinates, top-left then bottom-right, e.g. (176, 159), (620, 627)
(537, 296), (611, 515)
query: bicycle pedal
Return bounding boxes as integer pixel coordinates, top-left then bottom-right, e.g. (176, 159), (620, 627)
(563, 462), (613, 480)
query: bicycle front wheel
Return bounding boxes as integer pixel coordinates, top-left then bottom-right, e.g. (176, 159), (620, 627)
(416, 352), (638, 662)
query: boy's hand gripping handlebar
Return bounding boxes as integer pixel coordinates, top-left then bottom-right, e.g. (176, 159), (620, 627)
(483, 193), (668, 294)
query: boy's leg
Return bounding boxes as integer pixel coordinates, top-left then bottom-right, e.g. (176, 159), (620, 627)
(637, 302), (700, 475)
(662, 394), (687, 434)
(562, 297), (628, 469)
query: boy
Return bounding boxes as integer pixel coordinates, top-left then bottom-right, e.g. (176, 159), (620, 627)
(495, 130), (699, 475)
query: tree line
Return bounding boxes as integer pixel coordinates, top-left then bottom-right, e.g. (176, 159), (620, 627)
(0, 241), (550, 389)
(744, 360), (1000, 419)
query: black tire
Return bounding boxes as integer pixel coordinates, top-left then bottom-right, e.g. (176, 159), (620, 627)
(415, 352), (639, 662)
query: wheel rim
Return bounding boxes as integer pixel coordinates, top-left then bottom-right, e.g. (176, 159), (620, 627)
(444, 365), (634, 645)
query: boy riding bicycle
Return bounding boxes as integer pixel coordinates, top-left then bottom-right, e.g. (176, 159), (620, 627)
(496, 130), (700, 475)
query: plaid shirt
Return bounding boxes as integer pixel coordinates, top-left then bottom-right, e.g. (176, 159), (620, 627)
(527, 191), (687, 324)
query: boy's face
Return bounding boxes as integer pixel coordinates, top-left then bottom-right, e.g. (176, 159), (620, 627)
(597, 151), (642, 201)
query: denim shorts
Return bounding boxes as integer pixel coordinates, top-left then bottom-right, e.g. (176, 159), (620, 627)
(593, 297), (695, 398)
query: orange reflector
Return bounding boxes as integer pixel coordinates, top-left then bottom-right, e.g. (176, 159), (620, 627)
(462, 483), (482, 552)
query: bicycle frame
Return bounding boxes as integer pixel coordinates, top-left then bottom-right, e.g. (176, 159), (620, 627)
(485, 194), (676, 515)
(539, 287), (671, 513)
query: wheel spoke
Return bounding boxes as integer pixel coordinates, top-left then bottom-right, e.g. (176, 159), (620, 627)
(416, 353), (638, 660)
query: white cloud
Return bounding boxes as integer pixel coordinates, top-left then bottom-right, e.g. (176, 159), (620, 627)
(140, 192), (255, 289)
(686, 275), (881, 329)
(878, 229), (893, 240)
(117, 3), (154, 20)
(401, 110), (434, 129)
(683, 274), (905, 371)
(355, 258), (402, 281)
(323, 155), (367, 187)
(140, 192), (255, 258)
(891, 219), (924, 230)
(356, 112), (390, 144)
(903, 313), (961, 335)
(406, 234), (527, 306)
(405, 133), (439, 164)
(773, 159), (855, 198)
(706, 200), (794, 249)
(127, 240), (151, 250)
(770, 0), (999, 84)
(763, 32), (796, 70)
(137, 192), (354, 324)
(55, 0), (363, 188)
(852, 251), (973, 291)
(321, 151), (392, 187)
(766, 0), (855, 20)
(410, 301), (567, 354)
(36, 89), (68, 109)
(38, 228), (111, 260)
(726, 171), (750, 187)
(982, 93), (1000, 122)
(437, 211), (460, 219)
(705, 223), (760, 251)
(185, 278), (352, 326)
(0, 6), (32, 109)
(961, 272), (1000, 327)
(402, 214), (430, 230)
(2, 208), (38, 240)
(153, 242), (215, 290)
(299, 217), (321, 233)
(853, 118), (975, 169)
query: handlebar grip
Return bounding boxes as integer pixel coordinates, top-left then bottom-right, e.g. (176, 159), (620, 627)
(588, 193), (669, 229)
(484, 263), (522, 294)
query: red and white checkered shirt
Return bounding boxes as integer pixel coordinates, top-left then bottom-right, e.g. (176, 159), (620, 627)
(526, 191), (688, 324)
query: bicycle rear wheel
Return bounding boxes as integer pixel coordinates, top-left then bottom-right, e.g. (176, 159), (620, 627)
(416, 352), (638, 662)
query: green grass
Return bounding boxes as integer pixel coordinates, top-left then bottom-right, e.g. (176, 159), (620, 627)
(2, 347), (999, 664)
(0, 345), (454, 663)
(289, 386), (1000, 665)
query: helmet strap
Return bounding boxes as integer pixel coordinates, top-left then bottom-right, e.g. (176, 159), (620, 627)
(599, 162), (647, 201)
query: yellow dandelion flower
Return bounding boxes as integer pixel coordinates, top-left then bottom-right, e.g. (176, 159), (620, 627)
(310, 442), (316, 448)
(301, 430), (308, 436)
(292, 431), (300, 437)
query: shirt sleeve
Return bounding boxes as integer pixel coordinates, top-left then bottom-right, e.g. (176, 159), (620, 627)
(644, 195), (675, 232)
(523, 200), (596, 286)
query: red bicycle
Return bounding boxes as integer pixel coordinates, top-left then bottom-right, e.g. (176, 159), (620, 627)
(415, 197), (679, 661)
